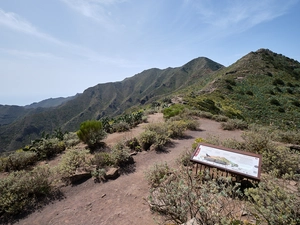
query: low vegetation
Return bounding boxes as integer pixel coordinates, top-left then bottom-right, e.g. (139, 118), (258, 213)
(77, 120), (107, 149)
(147, 130), (300, 224)
(0, 165), (56, 220)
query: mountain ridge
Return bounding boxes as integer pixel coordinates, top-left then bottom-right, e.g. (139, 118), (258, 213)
(0, 56), (223, 152)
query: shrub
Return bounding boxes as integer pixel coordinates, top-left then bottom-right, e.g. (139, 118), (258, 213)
(0, 165), (53, 218)
(176, 148), (194, 167)
(92, 152), (113, 168)
(77, 120), (107, 148)
(197, 111), (214, 119)
(111, 121), (130, 132)
(0, 150), (38, 172)
(138, 130), (157, 150)
(212, 114), (229, 122)
(110, 142), (133, 166)
(242, 126), (275, 154)
(23, 138), (66, 160)
(145, 163), (172, 188)
(57, 149), (92, 180)
(241, 127), (299, 176)
(124, 137), (142, 152)
(245, 175), (300, 225)
(184, 119), (200, 131)
(163, 104), (185, 119)
(273, 130), (300, 145)
(221, 119), (248, 130)
(166, 120), (188, 138)
(147, 166), (244, 224)
(63, 132), (80, 147)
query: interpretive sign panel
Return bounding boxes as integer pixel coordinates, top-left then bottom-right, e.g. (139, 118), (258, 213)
(190, 143), (262, 180)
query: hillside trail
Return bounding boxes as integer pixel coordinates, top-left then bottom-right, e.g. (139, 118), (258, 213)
(16, 113), (243, 225)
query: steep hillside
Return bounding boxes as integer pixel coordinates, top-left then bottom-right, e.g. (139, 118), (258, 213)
(184, 49), (300, 129)
(0, 57), (223, 152)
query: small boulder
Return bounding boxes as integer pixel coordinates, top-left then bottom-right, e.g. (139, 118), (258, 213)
(69, 171), (91, 184)
(104, 167), (119, 180)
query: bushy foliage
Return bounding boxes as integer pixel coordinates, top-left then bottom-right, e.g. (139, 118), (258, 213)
(245, 174), (300, 225)
(57, 149), (92, 180)
(138, 130), (158, 150)
(272, 129), (300, 145)
(110, 142), (133, 166)
(148, 157), (300, 224)
(101, 110), (144, 133)
(166, 120), (188, 138)
(92, 152), (113, 168)
(147, 166), (244, 224)
(124, 137), (141, 152)
(212, 114), (229, 122)
(221, 119), (248, 130)
(0, 165), (53, 218)
(23, 138), (66, 160)
(111, 121), (130, 132)
(145, 163), (172, 188)
(63, 132), (81, 147)
(0, 150), (38, 172)
(77, 120), (107, 148)
(92, 142), (133, 168)
(163, 104), (185, 119)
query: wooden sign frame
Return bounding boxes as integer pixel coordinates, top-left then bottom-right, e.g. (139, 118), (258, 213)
(190, 143), (262, 180)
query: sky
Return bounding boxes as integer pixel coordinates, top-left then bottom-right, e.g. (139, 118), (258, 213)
(0, 0), (300, 106)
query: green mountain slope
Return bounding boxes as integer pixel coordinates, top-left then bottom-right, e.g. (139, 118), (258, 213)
(183, 49), (300, 129)
(0, 57), (223, 152)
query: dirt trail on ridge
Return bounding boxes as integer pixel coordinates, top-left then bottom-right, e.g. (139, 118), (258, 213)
(16, 113), (243, 225)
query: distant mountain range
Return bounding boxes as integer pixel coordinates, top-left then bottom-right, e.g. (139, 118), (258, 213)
(0, 57), (223, 152)
(1, 49), (300, 152)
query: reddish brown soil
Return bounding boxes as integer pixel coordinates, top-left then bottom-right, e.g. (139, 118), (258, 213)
(15, 114), (243, 225)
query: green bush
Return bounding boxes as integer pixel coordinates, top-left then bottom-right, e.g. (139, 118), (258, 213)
(23, 138), (66, 160)
(77, 120), (107, 148)
(166, 120), (188, 138)
(92, 152), (113, 168)
(110, 142), (133, 166)
(0, 165), (53, 218)
(145, 163), (171, 188)
(57, 149), (92, 180)
(163, 104), (185, 119)
(184, 119), (200, 131)
(147, 166), (243, 224)
(221, 119), (248, 130)
(245, 175), (300, 225)
(273, 130), (300, 145)
(138, 130), (157, 150)
(63, 132), (80, 147)
(0, 150), (38, 172)
(212, 114), (229, 122)
(124, 137), (142, 152)
(111, 121), (130, 132)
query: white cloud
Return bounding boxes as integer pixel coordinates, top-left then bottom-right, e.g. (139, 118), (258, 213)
(61, 0), (127, 30)
(193, 0), (297, 30)
(0, 8), (135, 67)
(0, 9), (63, 45)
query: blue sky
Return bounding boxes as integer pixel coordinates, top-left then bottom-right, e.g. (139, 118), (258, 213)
(0, 0), (299, 106)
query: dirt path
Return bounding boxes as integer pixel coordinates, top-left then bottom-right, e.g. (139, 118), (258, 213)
(16, 114), (243, 225)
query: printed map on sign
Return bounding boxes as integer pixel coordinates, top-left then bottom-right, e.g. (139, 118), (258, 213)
(192, 144), (261, 179)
